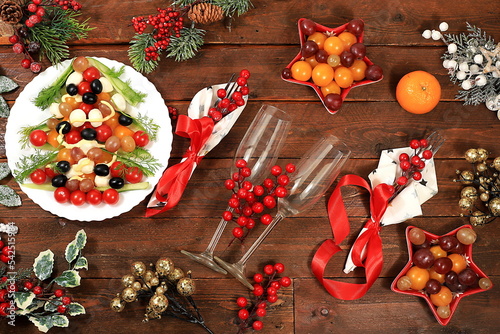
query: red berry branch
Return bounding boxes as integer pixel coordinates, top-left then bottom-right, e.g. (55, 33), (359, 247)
(208, 69), (251, 122)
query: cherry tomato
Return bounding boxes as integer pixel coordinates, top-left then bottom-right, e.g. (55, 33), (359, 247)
(113, 125), (135, 139)
(334, 66), (354, 88)
(30, 169), (47, 185)
(132, 131), (150, 147)
(338, 31), (358, 51)
(29, 129), (48, 147)
(79, 102), (94, 115)
(44, 167), (58, 179)
(406, 266), (429, 290)
(290, 61), (312, 81)
(102, 188), (119, 205)
(430, 245), (447, 259)
(125, 167), (143, 184)
(430, 286), (452, 307)
(96, 124), (113, 143)
(65, 130), (82, 145)
(77, 81), (92, 95)
(110, 161), (127, 178)
(448, 253), (467, 274)
(86, 189), (102, 205)
(47, 129), (60, 148)
(104, 113), (120, 129)
(324, 36), (344, 56)
(57, 148), (74, 165)
(349, 59), (367, 81)
(54, 187), (70, 203)
(70, 190), (86, 206)
(307, 32), (327, 50)
(312, 63), (334, 87)
(83, 66), (100, 82)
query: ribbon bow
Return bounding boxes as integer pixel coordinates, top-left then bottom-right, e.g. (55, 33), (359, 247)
(145, 115), (214, 217)
(311, 174), (394, 300)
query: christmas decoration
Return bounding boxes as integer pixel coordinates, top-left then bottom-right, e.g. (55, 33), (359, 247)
(146, 71), (250, 216)
(0, 162), (21, 207)
(312, 132), (444, 300)
(392, 225), (492, 325)
(234, 263), (291, 333)
(0, 229), (88, 332)
(128, 1), (253, 74)
(1, 0), (94, 73)
(110, 257), (212, 333)
(0, 75), (18, 117)
(422, 22), (500, 114)
(454, 147), (500, 226)
(281, 18), (383, 114)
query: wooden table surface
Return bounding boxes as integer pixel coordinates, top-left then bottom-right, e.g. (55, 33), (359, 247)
(1, 0), (499, 333)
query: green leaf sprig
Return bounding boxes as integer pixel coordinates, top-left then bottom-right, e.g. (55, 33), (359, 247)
(33, 59), (75, 110)
(14, 150), (58, 183)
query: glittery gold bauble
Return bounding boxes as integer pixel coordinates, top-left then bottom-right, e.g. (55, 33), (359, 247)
(122, 274), (135, 287)
(458, 197), (474, 210)
(167, 267), (185, 282)
(477, 148), (489, 161)
(149, 293), (169, 313)
(470, 211), (488, 226)
(110, 297), (126, 312)
(149, 276), (160, 287)
(493, 157), (500, 171)
(477, 163), (488, 172)
(465, 149), (479, 163)
(155, 286), (166, 295)
(480, 192), (490, 202)
(177, 277), (196, 296)
(144, 306), (160, 321)
(121, 287), (138, 303)
(488, 197), (500, 215)
(460, 170), (474, 184)
(144, 270), (156, 282)
(131, 261), (147, 277)
(155, 257), (174, 276)
(131, 281), (142, 291)
(461, 186), (478, 200)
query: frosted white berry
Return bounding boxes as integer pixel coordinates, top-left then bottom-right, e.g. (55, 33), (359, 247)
(496, 60), (500, 68)
(431, 30), (442, 40)
(439, 22), (449, 32)
(493, 71), (499, 78)
(422, 29), (432, 39)
(459, 62), (469, 72)
(469, 64), (480, 74)
(474, 54), (484, 64)
(442, 59), (450, 68)
(461, 80), (472, 90)
(447, 43), (457, 53)
(475, 74), (487, 86)
(456, 71), (467, 80)
(447, 59), (457, 69)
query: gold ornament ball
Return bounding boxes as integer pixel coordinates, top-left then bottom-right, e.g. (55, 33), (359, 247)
(121, 287), (138, 303)
(131, 281), (142, 291)
(145, 306), (161, 321)
(488, 197), (500, 215)
(465, 149), (479, 163)
(177, 277), (196, 296)
(144, 270), (156, 283)
(458, 197), (474, 211)
(456, 228), (477, 245)
(149, 276), (160, 287)
(121, 274), (135, 288)
(156, 257), (174, 276)
(480, 193), (490, 202)
(477, 163), (488, 172)
(493, 157), (500, 171)
(167, 267), (185, 282)
(461, 186), (478, 200)
(149, 293), (169, 314)
(460, 170), (474, 184)
(131, 261), (147, 277)
(155, 286), (166, 295)
(477, 148), (489, 161)
(110, 297), (126, 312)
(470, 211), (488, 226)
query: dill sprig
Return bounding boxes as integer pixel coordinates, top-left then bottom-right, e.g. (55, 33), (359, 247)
(133, 113), (160, 141)
(110, 148), (161, 177)
(14, 150), (58, 182)
(129, 33), (159, 74)
(18, 119), (50, 149)
(33, 59), (74, 110)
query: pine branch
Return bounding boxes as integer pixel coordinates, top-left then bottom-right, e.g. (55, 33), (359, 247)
(128, 33), (159, 74)
(29, 25), (69, 64)
(171, 0), (198, 6)
(213, 0), (253, 16)
(48, 7), (94, 42)
(167, 27), (205, 62)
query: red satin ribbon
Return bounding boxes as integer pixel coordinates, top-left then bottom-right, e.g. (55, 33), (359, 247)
(145, 115), (214, 217)
(311, 174), (394, 300)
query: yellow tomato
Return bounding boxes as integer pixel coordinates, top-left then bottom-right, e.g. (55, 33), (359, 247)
(65, 96), (80, 110)
(323, 36), (344, 56)
(305, 56), (319, 69)
(113, 125), (135, 139)
(430, 245), (447, 259)
(47, 130), (60, 148)
(57, 148), (74, 165)
(291, 61), (312, 81)
(430, 286), (452, 307)
(448, 253), (467, 274)
(307, 32), (327, 50)
(338, 31), (357, 51)
(97, 92), (111, 102)
(334, 66), (354, 88)
(349, 59), (367, 81)
(321, 81), (341, 96)
(406, 266), (429, 290)
(312, 63), (334, 87)
(104, 113), (120, 129)
(428, 267), (446, 284)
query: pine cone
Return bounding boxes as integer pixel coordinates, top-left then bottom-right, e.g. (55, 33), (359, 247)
(0, 0), (23, 25)
(188, 3), (224, 25)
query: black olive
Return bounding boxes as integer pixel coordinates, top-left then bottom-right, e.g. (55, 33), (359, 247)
(90, 79), (103, 94)
(82, 92), (97, 105)
(81, 128), (97, 141)
(56, 121), (71, 134)
(66, 83), (78, 96)
(118, 113), (133, 126)
(94, 164), (110, 176)
(51, 174), (68, 188)
(109, 177), (124, 189)
(56, 160), (71, 173)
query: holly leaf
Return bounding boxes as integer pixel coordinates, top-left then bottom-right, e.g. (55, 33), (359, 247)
(14, 291), (36, 309)
(51, 314), (69, 328)
(0, 96), (9, 117)
(0, 185), (21, 207)
(53, 270), (81, 287)
(0, 76), (18, 94)
(16, 299), (44, 315)
(0, 162), (10, 180)
(74, 229), (87, 250)
(33, 250), (54, 281)
(28, 316), (53, 333)
(67, 302), (86, 316)
(44, 296), (61, 312)
(74, 256), (88, 270)
(65, 240), (78, 263)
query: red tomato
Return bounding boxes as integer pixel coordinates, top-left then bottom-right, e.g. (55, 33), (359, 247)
(125, 167), (143, 184)
(29, 129), (48, 147)
(110, 161), (127, 178)
(80, 122), (94, 130)
(70, 190), (86, 206)
(79, 102), (93, 115)
(65, 130), (82, 144)
(96, 124), (113, 143)
(132, 131), (150, 147)
(54, 187), (70, 203)
(102, 188), (119, 205)
(30, 169), (47, 185)
(44, 167), (59, 179)
(86, 189), (102, 205)
(83, 67), (100, 82)
(77, 81), (91, 95)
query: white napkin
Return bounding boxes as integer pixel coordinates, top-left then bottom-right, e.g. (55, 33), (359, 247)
(343, 146), (438, 273)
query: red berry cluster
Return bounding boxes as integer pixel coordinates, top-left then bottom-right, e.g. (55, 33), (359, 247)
(168, 106), (179, 120)
(396, 138), (434, 187)
(131, 7), (184, 61)
(224, 160), (295, 240)
(208, 69), (251, 122)
(0, 238), (13, 264)
(8, 0), (83, 73)
(236, 263), (291, 332)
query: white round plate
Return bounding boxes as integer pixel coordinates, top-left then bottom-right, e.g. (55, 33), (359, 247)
(5, 57), (172, 221)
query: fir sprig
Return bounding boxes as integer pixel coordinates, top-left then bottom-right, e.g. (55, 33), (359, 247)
(14, 150), (58, 182)
(29, 25), (69, 65)
(213, 0), (253, 16)
(49, 7), (94, 42)
(129, 33), (159, 74)
(167, 27), (205, 62)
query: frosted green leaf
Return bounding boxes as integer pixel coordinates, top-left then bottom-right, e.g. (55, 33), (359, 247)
(14, 292), (36, 309)
(51, 314), (69, 328)
(65, 240), (78, 263)
(0, 185), (21, 207)
(16, 299), (44, 315)
(74, 229), (87, 250)
(53, 270), (81, 287)
(0, 76), (18, 93)
(44, 296), (61, 312)
(28, 316), (52, 333)
(0, 163), (10, 180)
(67, 302), (86, 316)
(33, 250), (54, 281)
(0, 96), (9, 117)
(74, 256), (88, 270)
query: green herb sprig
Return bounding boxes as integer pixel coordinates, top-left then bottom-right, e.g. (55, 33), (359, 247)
(33, 59), (75, 110)
(108, 148), (161, 177)
(133, 113), (160, 141)
(14, 150), (59, 183)
(18, 119), (51, 149)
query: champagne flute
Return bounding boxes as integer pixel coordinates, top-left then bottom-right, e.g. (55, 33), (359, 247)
(214, 135), (351, 289)
(181, 105), (292, 274)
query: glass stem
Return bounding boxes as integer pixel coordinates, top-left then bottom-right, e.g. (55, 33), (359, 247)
(238, 212), (285, 266)
(204, 206), (233, 255)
